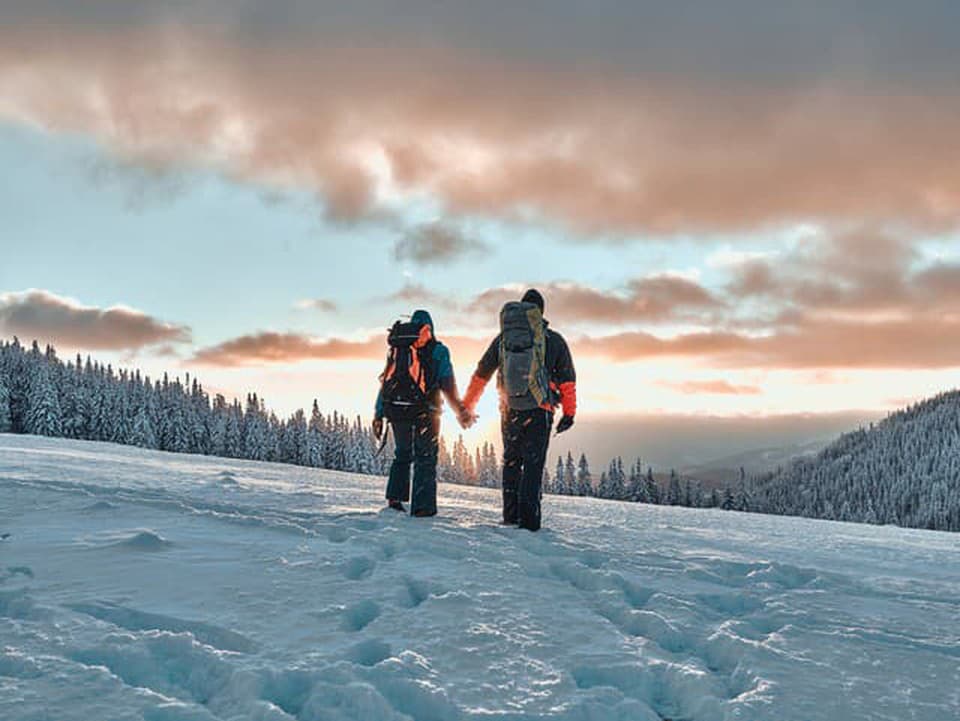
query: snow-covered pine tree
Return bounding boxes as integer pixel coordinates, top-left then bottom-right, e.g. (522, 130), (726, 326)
(666, 470), (682, 505)
(627, 458), (646, 502)
(130, 400), (158, 449)
(0, 369), (11, 433)
(644, 467), (660, 504)
(26, 362), (62, 437)
(307, 400), (324, 468)
(576, 454), (593, 496)
(554, 456), (566, 495)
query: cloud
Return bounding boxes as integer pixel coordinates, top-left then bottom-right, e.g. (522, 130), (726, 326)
(3, 12), (960, 234)
(588, 316), (960, 370)
(190, 332), (385, 366)
(190, 329), (489, 367)
(380, 283), (448, 306)
(294, 298), (338, 312)
(468, 277), (722, 325)
(394, 223), (487, 265)
(657, 380), (762, 396)
(0, 289), (191, 350)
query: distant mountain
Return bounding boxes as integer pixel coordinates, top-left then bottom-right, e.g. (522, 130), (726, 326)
(682, 438), (828, 487)
(750, 391), (960, 532)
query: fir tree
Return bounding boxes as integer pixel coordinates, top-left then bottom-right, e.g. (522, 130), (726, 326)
(565, 452), (577, 495)
(644, 467), (660, 504)
(26, 363), (62, 437)
(0, 370), (11, 433)
(576, 454), (593, 496)
(666, 469), (682, 505)
(554, 456), (566, 495)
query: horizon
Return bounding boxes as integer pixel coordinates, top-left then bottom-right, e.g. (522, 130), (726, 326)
(4, 3), (960, 468)
(0, 334), (896, 474)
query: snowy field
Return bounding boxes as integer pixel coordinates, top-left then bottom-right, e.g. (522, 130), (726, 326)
(1, 435), (958, 721)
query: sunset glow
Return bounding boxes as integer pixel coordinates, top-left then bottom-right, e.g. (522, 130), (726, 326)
(4, 2), (960, 465)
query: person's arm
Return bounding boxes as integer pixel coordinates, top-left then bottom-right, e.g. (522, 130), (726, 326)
(433, 344), (461, 411)
(462, 335), (500, 412)
(372, 387), (386, 440)
(552, 333), (577, 425)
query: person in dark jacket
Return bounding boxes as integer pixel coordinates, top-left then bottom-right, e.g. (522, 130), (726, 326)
(462, 289), (577, 531)
(374, 309), (472, 517)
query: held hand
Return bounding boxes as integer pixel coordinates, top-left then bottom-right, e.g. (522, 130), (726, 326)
(556, 415), (575, 434)
(372, 417), (384, 441)
(457, 405), (477, 430)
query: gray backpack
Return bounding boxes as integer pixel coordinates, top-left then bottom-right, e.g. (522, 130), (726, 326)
(499, 301), (550, 410)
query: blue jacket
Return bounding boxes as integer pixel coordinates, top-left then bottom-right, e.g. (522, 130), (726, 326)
(375, 309), (456, 417)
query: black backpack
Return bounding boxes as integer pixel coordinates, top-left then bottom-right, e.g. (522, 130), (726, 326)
(499, 301), (550, 410)
(379, 320), (436, 420)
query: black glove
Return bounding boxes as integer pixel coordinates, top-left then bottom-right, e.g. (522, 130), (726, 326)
(556, 415), (575, 434)
(372, 417), (384, 441)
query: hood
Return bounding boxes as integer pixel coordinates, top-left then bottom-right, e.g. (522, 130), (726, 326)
(411, 309), (434, 331)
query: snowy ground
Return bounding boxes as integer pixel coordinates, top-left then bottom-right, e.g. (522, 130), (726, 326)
(1, 436), (958, 721)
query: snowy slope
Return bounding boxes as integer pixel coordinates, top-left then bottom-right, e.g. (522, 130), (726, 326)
(1, 435), (958, 721)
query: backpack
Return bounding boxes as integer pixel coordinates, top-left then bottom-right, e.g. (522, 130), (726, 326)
(379, 320), (436, 420)
(499, 301), (550, 411)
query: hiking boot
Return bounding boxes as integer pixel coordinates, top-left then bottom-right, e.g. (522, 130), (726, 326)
(413, 509), (437, 518)
(387, 500), (406, 512)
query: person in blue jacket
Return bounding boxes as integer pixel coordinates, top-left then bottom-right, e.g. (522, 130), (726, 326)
(373, 310), (472, 516)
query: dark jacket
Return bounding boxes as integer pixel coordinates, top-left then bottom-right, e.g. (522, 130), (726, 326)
(464, 322), (577, 416)
(375, 310), (458, 417)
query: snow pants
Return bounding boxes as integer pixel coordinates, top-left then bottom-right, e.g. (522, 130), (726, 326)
(501, 407), (553, 531)
(385, 413), (440, 516)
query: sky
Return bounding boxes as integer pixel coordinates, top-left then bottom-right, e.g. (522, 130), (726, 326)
(3, 2), (960, 467)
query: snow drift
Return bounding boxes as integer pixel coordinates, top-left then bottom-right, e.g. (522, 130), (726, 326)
(1, 435), (957, 720)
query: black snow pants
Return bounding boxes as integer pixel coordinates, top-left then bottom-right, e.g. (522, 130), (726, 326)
(385, 413), (440, 516)
(501, 407), (553, 531)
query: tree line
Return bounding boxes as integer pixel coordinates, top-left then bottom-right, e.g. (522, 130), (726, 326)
(0, 338), (391, 475)
(0, 338), (739, 507)
(749, 391), (960, 532)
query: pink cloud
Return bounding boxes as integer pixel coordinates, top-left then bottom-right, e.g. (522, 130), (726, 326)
(0, 289), (190, 350)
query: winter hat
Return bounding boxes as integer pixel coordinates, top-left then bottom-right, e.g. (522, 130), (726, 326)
(521, 288), (545, 313)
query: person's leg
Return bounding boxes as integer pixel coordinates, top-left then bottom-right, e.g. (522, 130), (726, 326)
(385, 418), (413, 503)
(518, 409), (552, 531)
(411, 413), (440, 516)
(500, 409), (522, 524)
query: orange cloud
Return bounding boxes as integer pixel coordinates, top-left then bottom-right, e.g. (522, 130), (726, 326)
(470, 278), (722, 325)
(190, 332), (385, 367)
(0, 289), (190, 350)
(190, 331), (490, 367)
(657, 380), (762, 395)
(3, 24), (960, 233)
(588, 316), (960, 370)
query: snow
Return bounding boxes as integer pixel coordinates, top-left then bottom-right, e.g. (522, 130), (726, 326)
(1, 435), (958, 721)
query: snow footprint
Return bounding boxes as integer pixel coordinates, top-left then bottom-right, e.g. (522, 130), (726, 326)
(341, 600), (381, 632)
(66, 601), (257, 653)
(399, 577), (445, 609)
(341, 556), (376, 581)
(345, 639), (393, 666)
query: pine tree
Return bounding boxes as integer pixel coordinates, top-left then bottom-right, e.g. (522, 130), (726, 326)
(26, 363), (62, 437)
(554, 456), (566, 495)
(437, 435), (453, 482)
(666, 470), (682, 505)
(130, 402), (158, 449)
(0, 370), (11, 433)
(722, 486), (736, 511)
(576, 454), (593, 496)
(644, 467), (660, 504)
(564, 452), (576, 495)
